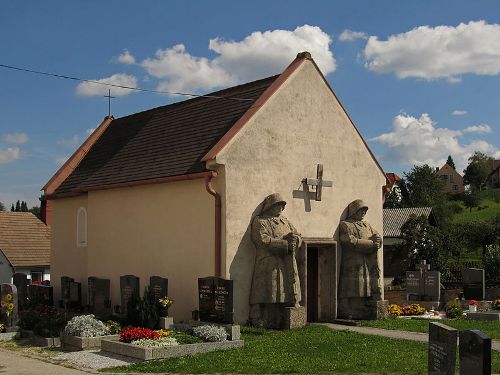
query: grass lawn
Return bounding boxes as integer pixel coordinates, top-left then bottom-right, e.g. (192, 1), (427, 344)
(102, 325), (500, 374)
(452, 188), (500, 223)
(360, 318), (500, 340)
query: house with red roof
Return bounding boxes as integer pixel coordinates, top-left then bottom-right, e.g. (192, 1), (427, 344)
(487, 159), (500, 188)
(43, 52), (389, 323)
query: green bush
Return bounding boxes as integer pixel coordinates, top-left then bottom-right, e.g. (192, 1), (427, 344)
(126, 286), (159, 329)
(172, 331), (203, 344)
(484, 244), (500, 286)
(445, 300), (464, 319)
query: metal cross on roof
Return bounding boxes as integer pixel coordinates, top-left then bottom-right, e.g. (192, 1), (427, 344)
(104, 89), (116, 117)
(303, 164), (333, 201)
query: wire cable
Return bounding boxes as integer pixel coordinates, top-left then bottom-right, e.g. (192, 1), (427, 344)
(0, 63), (255, 101)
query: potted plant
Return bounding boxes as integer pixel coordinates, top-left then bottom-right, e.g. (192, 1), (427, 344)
(468, 299), (478, 312)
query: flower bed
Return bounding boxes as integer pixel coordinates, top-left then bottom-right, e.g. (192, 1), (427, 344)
(102, 324), (244, 360)
(388, 303), (426, 317)
(101, 336), (244, 360)
(61, 314), (121, 351)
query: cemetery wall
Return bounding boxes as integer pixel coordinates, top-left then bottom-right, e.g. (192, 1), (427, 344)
(86, 179), (214, 321)
(51, 196), (89, 304)
(214, 60), (386, 322)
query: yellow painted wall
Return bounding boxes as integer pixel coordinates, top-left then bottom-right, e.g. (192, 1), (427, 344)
(214, 60), (387, 322)
(51, 179), (215, 320)
(51, 196), (89, 304)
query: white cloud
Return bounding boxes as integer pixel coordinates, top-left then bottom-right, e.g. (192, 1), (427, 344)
(452, 110), (468, 116)
(140, 25), (336, 93)
(4, 132), (28, 144)
(463, 124), (491, 134)
(364, 20), (500, 80)
(76, 73), (137, 96)
(370, 113), (499, 172)
(0, 147), (21, 164)
(117, 49), (136, 64)
(58, 135), (80, 148)
(55, 156), (69, 166)
(338, 29), (368, 42)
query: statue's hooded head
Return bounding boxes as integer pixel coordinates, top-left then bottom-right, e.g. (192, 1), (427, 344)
(261, 193), (287, 215)
(347, 199), (368, 220)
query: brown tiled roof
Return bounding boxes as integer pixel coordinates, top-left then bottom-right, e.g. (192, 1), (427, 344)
(54, 75), (279, 196)
(0, 212), (50, 267)
(383, 207), (433, 237)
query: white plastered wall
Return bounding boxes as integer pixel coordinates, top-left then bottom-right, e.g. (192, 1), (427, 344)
(214, 60), (387, 323)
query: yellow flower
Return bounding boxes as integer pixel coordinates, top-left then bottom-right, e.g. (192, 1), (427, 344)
(5, 293), (13, 302)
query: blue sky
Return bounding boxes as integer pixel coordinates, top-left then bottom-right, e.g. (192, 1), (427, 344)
(1, 1), (499, 208)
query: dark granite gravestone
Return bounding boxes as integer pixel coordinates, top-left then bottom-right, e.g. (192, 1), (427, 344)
(150, 276), (168, 302)
(459, 330), (491, 375)
(88, 277), (111, 318)
(406, 271), (422, 295)
(12, 273), (29, 309)
(27, 284), (53, 306)
(120, 275), (140, 316)
(61, 276), (82, 310)
(198, 276), (233, 324)
(428, 322), (458, 375)
(462, 268), (485, 300)
(1, 283), (19, 329)
(424, 271), (441, 301)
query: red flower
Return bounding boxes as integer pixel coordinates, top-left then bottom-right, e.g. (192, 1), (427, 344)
(119, 327), (160, 343)
(469, 300), (478, 306)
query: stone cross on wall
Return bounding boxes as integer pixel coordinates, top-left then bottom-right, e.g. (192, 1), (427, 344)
(416, 260), (431, 277)
(303, 164), (333, 201)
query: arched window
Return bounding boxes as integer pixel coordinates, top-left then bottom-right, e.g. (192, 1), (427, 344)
(76, 207), (87, 247)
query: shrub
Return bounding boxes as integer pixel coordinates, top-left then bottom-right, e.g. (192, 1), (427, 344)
(445, 300), (464, 319)
(64, 314), (109, 337)
(132, 337), (179, 347)
(192, 325), (227, 342)
(126, 286), (160, 329)
(120, 327), (160, 343)
(19, 305), (59, 330)
(34, 314), (66, 338)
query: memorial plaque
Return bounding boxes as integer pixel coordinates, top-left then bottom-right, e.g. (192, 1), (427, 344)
(459, 330), (491, 375)
(462, 268), (485, 300)
(150, 276), (168, 302)
(27, 284), (53, 307)
(424, 271), (441, 301)
(88, 277), (111, 318)
(428, 322), (458, 375)
(198, 276), (233, 324)
(120, 275), (140, 316)
(406, 271), (422, 295)
(12, 273), (29, 309)
(1, 283), (19, 328)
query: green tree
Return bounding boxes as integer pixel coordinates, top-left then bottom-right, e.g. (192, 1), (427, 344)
(463, 190), (481, 212)
(0, 201), (5, 211)
(21, 201), (28, 212)
(15, 200), (21, 212)
(10, 204), (14, 211)
(29, 206), (41, 220)
(446, 155), (456, 170)
(463, 151), (494, 191)
(398, 215), (449, 275)
(403, 164), (446, 207)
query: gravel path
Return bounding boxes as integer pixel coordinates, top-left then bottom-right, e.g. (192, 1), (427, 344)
(52, 349), (140, 370)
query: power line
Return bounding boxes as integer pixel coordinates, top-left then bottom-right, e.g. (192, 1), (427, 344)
(0, 63), (255, 102)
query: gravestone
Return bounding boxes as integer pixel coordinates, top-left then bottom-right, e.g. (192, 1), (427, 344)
(150, 276), (168, 302)
(88, 277), (111, 318)
(459, 330), (491, 375)
(406, 260), (440, 308)
(462, 268), (485, 300)
(60, 276), (82, 310)
(12, 273), (29, 309)
(198, 276), (233, 324)
(27, 284), (53, 306)
(120, 275), (140, 316)
(428, 322), (458, 375)
(1, 283), (19, 329)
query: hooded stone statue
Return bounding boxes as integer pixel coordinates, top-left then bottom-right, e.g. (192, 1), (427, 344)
(338, 199), (382, 318)
(249, 193), (302, 328)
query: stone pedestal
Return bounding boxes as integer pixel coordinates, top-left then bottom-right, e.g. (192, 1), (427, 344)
(282, 306), (306, 329)
(373, 300), (389, 320)
(159, 316), (174, 329)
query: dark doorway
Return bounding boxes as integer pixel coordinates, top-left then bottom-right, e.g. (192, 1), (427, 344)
(307, 246), (319, 322)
